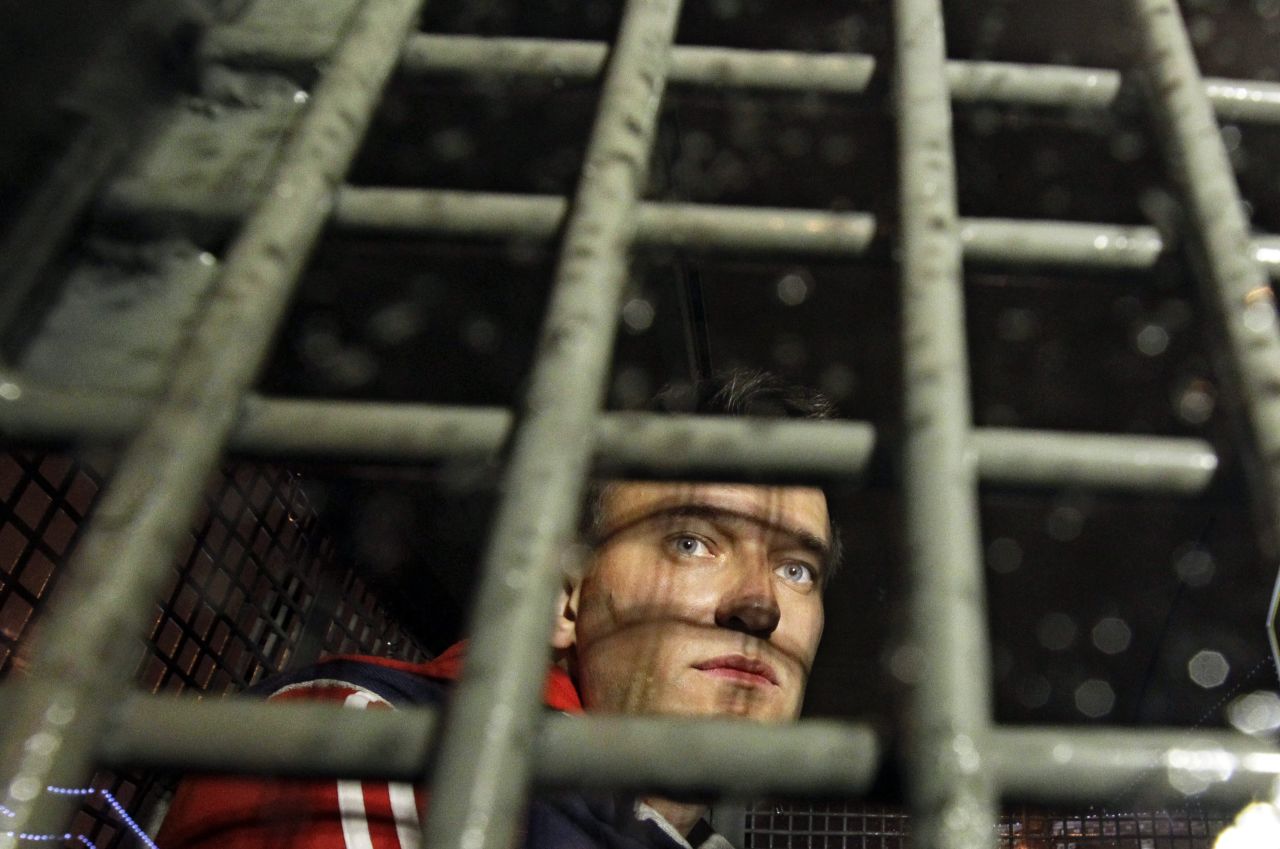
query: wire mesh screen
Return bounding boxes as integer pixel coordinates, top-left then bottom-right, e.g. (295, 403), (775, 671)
(743, 803), (1230, 849)
(0, 451), (429, 848)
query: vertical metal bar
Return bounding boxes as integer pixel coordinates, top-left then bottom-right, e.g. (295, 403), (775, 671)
(0, 0), (426, 843)
(1123, 0), (1280, 558)
(421, 2), (682, 848)
(894, 1), (997, 847)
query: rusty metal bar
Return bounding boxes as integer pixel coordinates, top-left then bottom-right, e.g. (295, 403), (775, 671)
(894, 0), (997, 846)
(1124, 0), (1280, 561)
(420, 2), (682, 848)
(0, 0), (428, 843)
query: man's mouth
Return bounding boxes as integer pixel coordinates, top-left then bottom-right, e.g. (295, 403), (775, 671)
(692, 655), (779, 687)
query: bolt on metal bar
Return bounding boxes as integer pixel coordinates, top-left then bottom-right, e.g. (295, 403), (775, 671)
(1125, 0), (1280, 559)
(80, 692), (881, 797)
(894, 0), (997, 847)
(204, 30), (1280, 125)
(990, 727), (1280, 805)
(0, 388), (1219, 494)
(420, 2), (682, 848)
(0, 0), (427, 843)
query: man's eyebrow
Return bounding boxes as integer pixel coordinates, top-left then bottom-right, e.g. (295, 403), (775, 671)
(645, 503), (833, 566)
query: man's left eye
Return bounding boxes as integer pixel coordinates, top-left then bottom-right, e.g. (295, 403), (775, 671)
(775, 562), (815, 585)
(671, 534), (713, 557)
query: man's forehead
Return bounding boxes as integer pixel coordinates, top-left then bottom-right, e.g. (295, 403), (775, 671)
(598, 481), (831, 542)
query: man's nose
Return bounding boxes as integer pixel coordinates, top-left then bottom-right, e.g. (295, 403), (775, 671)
(714, 567), (781, 639)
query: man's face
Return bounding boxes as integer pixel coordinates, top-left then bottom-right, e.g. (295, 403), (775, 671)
(555, 481), (829, 723)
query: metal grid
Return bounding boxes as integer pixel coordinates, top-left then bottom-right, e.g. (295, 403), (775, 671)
(2, 1), (1280, 849)
(0, 452), (428, 848)
(743, 803), (1232, 849)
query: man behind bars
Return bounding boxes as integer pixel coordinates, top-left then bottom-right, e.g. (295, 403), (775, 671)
(157, 369), (839, 849)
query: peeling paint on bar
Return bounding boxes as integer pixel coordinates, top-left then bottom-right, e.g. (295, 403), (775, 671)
(1125, 0), (1280, 564)
(0, 0), (429, 844)
(894, 0), (997, 847)
(419, 2), (683, 849)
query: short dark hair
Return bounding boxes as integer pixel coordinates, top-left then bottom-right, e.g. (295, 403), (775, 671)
(585, 368), (843, 584)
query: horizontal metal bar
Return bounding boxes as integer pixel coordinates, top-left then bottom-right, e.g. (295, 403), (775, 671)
(991, 727), (1280, 805)
(972, 428), (1217, 493)
(334, 189), (1280, 278)
(86, 693), (879, 798)
(0, 388), (1218, 494)
(103, 183), (1280, 277)
(86, 691), (1280, 807)
(333, 189), (879, 254)
(202, 31), (1280, 125)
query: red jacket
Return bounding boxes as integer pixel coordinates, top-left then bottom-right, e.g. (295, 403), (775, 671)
(157, 642), (581, 849)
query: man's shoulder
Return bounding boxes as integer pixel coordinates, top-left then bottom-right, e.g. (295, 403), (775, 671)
(253, 653), (454, 708)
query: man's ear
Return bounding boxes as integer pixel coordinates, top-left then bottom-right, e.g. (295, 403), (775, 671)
(550, 578), (581, 651)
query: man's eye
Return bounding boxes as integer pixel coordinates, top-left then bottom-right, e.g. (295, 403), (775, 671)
(775, 562), (815, 585)
(670, 534), (712, 557)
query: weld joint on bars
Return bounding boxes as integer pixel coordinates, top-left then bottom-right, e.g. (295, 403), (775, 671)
(200, 30), (1280, 125)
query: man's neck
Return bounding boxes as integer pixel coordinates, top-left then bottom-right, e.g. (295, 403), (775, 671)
(640, 796), (705, 839)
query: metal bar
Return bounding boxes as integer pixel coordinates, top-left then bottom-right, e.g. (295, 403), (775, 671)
(53, 692), (1277, 807)
(1125, 0), (1280, 560)
(104, 182), (1280, 277)
(421, 2), (682, 848)
(334, 189), (881, 255)
(203, 30), (1280, 125)
(333, 190), (1279, 276)
(894, 0), (997, 846)
(0, 389), (1219, 494)
(81, 692), (880, 796)
(971, 428), (1217, 494)
(0, 0), (427, 843)
(991, 727), (1280, 805)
